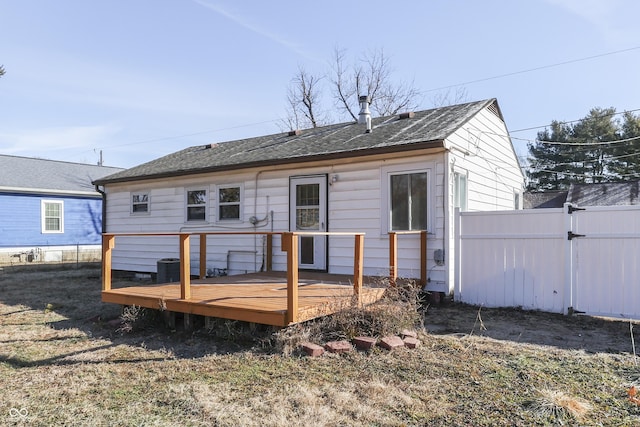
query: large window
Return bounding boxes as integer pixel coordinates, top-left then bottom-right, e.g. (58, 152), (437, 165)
(131, 192), (149, 214)
(186, 189), (207, 221)
(41, 200), (64, 233)
(389, 171), (428, 231)
(454, 172), (468, 212)
(217, 185), (242, 221)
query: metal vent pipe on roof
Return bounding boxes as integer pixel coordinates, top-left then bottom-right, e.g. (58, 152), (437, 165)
(358, 95), (372, 133)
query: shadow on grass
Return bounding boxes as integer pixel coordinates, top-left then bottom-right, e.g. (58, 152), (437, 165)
(423, 302), (639, 355)
(0, 264), (267, 368)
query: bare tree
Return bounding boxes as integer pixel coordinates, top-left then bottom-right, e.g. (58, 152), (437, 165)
(429, 86), (470, 108)
(330, 47), (421, 119)
(0, 65), (5, 78)
(284, 65), (325, 129)
(330, 48), (358, 121)
(283, 48), (422, 130)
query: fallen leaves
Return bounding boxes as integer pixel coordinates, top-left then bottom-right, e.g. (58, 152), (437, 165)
(628, 385), (640, 405)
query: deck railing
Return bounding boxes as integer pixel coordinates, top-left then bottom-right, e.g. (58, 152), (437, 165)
(101, 231), (365, 324)
(388, 230), (428, 287)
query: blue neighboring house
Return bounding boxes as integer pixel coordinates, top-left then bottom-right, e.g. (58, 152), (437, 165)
(0, 155), (123, 264)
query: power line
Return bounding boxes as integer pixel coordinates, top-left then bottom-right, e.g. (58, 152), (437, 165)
(78, 46), (640, 159)
(108, 117), (283, 149)
(426, 46), (640, 93)
(511, 107), (640, 133)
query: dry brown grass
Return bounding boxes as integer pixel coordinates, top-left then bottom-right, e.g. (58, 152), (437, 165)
(1, 265), (640, 426)
(529, 388), (593, 423)
(272, 278), (424, 354)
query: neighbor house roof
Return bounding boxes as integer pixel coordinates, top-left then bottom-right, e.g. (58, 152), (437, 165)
(567, 181), (640, 206)
(525, 181), (640, 208)
(95, 99), (501, 185)
(0, 155), (124, 196)
(524, 191), (568, 209)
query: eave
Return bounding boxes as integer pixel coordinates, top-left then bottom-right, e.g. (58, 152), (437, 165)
(94, 139), (446, 185)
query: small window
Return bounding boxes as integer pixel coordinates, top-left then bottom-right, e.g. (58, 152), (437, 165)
(131, 192), (149, 214)
(217, 185), (242, 221)
(186, 189), (207, 221)
(41, 200), (64, 233)
(389, 171), (428, 231)
(454, 172), (468, 212)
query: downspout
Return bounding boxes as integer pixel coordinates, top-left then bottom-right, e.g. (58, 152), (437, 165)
(95, 185), (107, 233)
(443, 150), (451, 296)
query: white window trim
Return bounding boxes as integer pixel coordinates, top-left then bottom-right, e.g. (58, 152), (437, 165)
(216, 183), (244, 222)
(514, 190), (522, 210)
(185, 187), (209, 223)
(41, 200), (64, 234)
(453, 170), (468, 212)
(130, 191), (150, 215)
(380, 163), (434, 235)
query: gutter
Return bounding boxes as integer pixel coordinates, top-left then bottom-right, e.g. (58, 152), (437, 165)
(93, 140), (446, 186)
(0, 186), (103, 197)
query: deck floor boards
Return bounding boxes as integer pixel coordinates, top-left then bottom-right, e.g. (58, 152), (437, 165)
(102, 272), (387, 326)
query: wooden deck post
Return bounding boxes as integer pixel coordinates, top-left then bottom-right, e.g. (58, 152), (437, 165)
(102, 234), (115, 291)
(266, 234), (273, 272)
(420, 230), (427, 287)
(283, 232), (299, 324)
(179, 233), (191, 300)
(389, 232), (398, 286)
(199, 233), (207, 279)
(353, 234), (364, 305)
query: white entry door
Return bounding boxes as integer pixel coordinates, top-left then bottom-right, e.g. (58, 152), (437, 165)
(289, 175), (327, 270)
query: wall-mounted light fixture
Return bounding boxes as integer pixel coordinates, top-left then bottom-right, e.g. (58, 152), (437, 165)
(330, 174), (339, 185)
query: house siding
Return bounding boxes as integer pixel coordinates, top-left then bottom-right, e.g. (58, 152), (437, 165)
(444, 106), (525, 293)
(0, 193), (103, 247)
(105, 153), (448, 286)
(101, 102), (525, 295)
(0, 192), (103, 266)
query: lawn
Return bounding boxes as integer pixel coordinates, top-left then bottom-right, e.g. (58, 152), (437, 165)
(1, 265), (639, 426)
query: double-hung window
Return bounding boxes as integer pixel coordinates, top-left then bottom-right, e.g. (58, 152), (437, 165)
(186, 189), (207, 221)
(217, 185), (242, 221)
(389, 171), (429, 231)
(131, 192), (149, 214)
(41, 200), (64, 233)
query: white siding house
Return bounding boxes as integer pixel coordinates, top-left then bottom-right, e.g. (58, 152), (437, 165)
(94, 99), (524, 295)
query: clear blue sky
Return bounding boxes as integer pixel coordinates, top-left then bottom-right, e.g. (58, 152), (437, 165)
(2, 0), (640, 168)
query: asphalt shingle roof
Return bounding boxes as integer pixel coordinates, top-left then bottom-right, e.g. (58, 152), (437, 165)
(525, 181), (640, 208)
(0, 155), (124, 195)
(95, 99), (498, 185)
(567, 181), (640, 206)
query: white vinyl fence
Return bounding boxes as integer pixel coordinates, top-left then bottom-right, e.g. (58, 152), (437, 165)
(455, 204), (640, 319)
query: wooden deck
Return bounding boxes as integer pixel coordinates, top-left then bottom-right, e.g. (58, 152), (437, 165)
(103, 272), (386, 327)
(101, 230), (427, 327)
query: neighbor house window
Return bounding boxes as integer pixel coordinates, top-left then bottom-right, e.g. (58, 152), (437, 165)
(186, 189), (207, 221)
(217, 185), (242, 221)
(389, 171), (428, 231)
(454, 172), (468, 212)
(41, 200), (64, 233)
(131, 192), (149, 214)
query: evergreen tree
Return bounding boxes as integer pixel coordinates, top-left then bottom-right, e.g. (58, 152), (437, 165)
(609, 112), (640, 180)
(526, 108), (640, 191)
(526, 121), (573, 190)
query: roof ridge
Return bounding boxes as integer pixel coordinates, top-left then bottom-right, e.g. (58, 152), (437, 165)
(0, 153), (123, 169)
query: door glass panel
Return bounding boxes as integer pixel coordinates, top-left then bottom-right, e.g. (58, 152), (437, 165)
(296, 184), (320, 230)
(300, 236), (314, 264)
